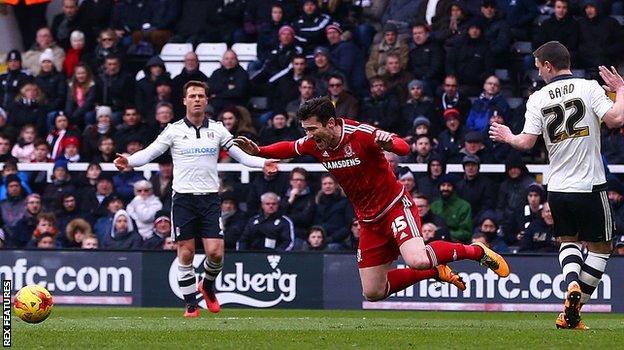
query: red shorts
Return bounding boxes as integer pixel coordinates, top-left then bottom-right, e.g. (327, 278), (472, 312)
(357, 192), (423, 268)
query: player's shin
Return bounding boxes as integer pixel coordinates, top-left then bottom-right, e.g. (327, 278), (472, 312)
(384, 268), (437, 298)
(559, 242), (583, 287)
(425, 240), (483, 266)
(178, 262), (198, 305)
(578, 251), (610, 304)
(202, 258), (223, 291)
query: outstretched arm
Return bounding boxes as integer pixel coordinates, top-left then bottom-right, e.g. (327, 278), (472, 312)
(233, 136), (299, 159)
(489, 122), (538, 151)
(228, 145), (279, 175)
(374, 130), (410, 156)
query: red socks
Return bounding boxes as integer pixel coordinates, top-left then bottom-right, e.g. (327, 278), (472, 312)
(425, 241), (484, 267)
(385, 268), (437, 297)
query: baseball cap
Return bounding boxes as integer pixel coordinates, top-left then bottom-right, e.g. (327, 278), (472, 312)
(464, 131), (483, 143)
(443, 108), (460, 120)
(314, 46), (330, 57)
(413, 116), (430, 128)
(383, 23), (398, 34)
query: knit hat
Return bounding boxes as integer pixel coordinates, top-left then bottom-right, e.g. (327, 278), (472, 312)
(314, 46), (330, 57)
(481, 0), (497, 7)
(443, 108), (460, 120)
(39, 48), (54, 64)
(383, 23), (398, 34)
(221, 191), (238, 203)
(462, 154), (480, 165)
(96, 105), (113, 118)
(439, 174), (457, 186)
(5, 174), (21, 186)
(154, 210), (170, 223)
(397, 167), (415, 181)
(408, 79), (424, 90)
(464, 130), (483, 143)
(53, 159), (69, 171)
(325, 22), (343, 34)
(413, 116), (430, 128)
(527, 182), (544, 196)
(62, 136), (80, 149)
(278, 25), (295, 36)
(6, 49), (21, 62)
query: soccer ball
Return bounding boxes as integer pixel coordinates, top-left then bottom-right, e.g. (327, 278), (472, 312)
(13, 284), (54, 324)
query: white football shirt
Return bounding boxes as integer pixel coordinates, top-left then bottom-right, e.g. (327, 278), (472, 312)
(523, 75), (613, 192)
(126, 118), (254, 194)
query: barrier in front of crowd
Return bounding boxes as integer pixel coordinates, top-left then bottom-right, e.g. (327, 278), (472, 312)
(1, 251), (622, 312)
(7, 162), (624, 184)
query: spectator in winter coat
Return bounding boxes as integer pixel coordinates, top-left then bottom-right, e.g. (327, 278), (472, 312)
(325, 23), (367, 97)
(35, 50), (67, 118)
(22, 27), (66, 76)
(401, 79), (437, 135)
(51, 0), (82, 50)
(449, 131), (495, 164)
(434, 75), (472, 123)
(246, 165), (289, 216)
(292, 0), (331, 55)
(171, 52), (208, 118)
(607, 177), (624, 238)
(496, 0), (538, 40)
(455, 155), (497, 222)
(301, 226), (328, 251)
(63, 218), (92, 249)
(506, 182), (544, 245)
(313, 174), (354, 250)
(435, 2), (471, 52)
(103, 209), (142, 250)
(408, 23), (444, 97)
(83, 28), (126, 75)
(42, 160), (77, 214)
(96, 56), (135, 124)
(93, 194), (124, 241)
(27, 212), (60, 249)
(474, 211), (509, 253)
(55, 193), (80, 246)
(65, 63), (97, 128)
(280, 168), (316, 249)
(9, 194), (42, 248)
(366, 23), (409, 79)
(254, 3), (289, 62)
(310, 47), (341, 97)
(141, 210), (172, 250)
(601, 125), (624, 165)
(436, 108), (466, 163)
(417, 155), (446, 201)
(382, 53), (414, 105)
(238, 192), (295, 251)
(478, 0), (512, 67)
(220, 192), (248, 251)
(1, 50), (30, 110)
(0, 174), (27, 233)
(328, 74), (359, 119)
(149, 155), (173, 212)
(62, 31), (86, 78)
(11, 125), (36, 163)
(209, 50), (250, 114)
(360, 76), (402, 134)
(135, 56), (170, 118)
(274, 55), (309, 113)
(519, 202), (558, 253)
(126, 180), (163, 240)
(466, 75), (510, 133)
(533, 0), (580, 58)
(497, 153), (535, 228)
(253, 25), (303, 84)
(445, 20), (494, 96)
(430, 175), (473, 243)
(258, 112), (302, 146)
(7, 82), (48, 137)
(577, 0), (624, 79)
(115, 107), (154, 154)
(414, 193), (449, 240)
(416, 0), (453, 35)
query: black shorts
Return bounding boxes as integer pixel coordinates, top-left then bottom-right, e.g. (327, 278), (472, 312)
(548, 188), (614, 242)
(171, 193), (222, 242)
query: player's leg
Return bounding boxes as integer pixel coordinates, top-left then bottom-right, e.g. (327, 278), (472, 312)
(171, 193), (201, 317)
(198, 237), (223, 313)
(395, 194), (507, 277)
(176, 238), (200, 317)
(196, 193), (224, 313)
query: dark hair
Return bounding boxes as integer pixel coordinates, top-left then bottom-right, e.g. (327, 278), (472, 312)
(296, 96), (335, 124)
(291, 167), (308, 180)
(412, 22), (430, 31)
(413, 193), (430, 203)
(369, 75), (385, 85)
(124, 105), (139, 114)
(533, 41), (570, 70)
(327, 73), (344, 83)
(182, 80), (209, 97)
(308, 225), (326, 238)
(105, 54), (120, 63)
(156, 101), (173, 111)
(299, 77), (316, 87)
(292, 54), (307, 62)
(34, 139), (50, 149)
(37, 212), (56, 225)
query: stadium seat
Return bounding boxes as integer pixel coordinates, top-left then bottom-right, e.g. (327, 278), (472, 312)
(199, 61), (221, 77)
(571, 69), (586, 78)
(232, 43), (257, 62)
(165, 62), (184, 77)
(511, 41), (532, 54)
(196, 43), (228, 62)
(527, 70), (540, 82)
(611, 15), (624, 26)
(534, 14), (550, 26)
(160, 43), (193, 61)
(505, 97), (524, 110)
(495, 69), (510, 82)
(239, 61), (250, 70)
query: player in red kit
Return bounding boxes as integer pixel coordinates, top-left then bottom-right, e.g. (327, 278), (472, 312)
(234, 97), (509, 301)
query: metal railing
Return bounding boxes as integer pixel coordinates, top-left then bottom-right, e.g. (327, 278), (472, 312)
(6, 162), (624, 184)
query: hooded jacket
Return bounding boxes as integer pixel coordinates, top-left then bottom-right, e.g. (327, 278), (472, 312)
(431, 191), (473, 243)
(135, 56), (170, 116)
(578, 0), (624, 67)
(103, 209), (142, 250)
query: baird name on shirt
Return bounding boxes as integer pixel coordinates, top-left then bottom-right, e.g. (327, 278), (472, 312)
(179, 147), (219, 156)
(322, 158), (361, 169)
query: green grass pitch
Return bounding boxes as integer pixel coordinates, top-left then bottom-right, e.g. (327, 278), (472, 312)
(11, 307), (624, 349)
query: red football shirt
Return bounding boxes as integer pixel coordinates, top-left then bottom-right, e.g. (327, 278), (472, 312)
(257, 118), (409, 222)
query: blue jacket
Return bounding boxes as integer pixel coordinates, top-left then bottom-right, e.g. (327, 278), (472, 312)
(329, 41), (367, 97)
(466, 94), (510, 133)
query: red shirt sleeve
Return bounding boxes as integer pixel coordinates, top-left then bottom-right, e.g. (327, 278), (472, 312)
(257, 141), (299, 158)
(390, 134), (410, 156)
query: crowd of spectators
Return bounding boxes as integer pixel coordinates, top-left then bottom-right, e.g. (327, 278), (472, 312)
(1, 0), (624, 254)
